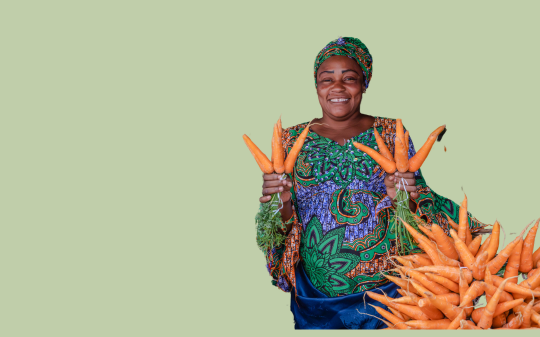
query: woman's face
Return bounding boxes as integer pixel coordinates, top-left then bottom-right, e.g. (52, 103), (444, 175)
(316, 55), (365, 120)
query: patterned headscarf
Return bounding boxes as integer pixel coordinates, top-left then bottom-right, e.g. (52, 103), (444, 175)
(314, 37), (373, 89)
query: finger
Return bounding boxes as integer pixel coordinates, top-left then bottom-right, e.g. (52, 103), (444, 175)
(395, 183), (418, 193)
(262, 186), (284, 195)
(410, 192), (419, 200)
(263, 173), (283, 181)
(259, 195), (272, 203)
(263, 180), (288, 188)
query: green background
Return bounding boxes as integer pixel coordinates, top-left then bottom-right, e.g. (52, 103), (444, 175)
(1, 1), (539, 335)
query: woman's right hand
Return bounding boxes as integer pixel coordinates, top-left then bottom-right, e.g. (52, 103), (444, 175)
(260, 173), (293, 203)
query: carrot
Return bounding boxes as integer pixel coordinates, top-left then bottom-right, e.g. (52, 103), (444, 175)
(404, 130), (410, 152)
(388, 307), (409, 321)
(471, 299), (524, 323)
(394, 256), (416, 268)
(482, 282), (515, 303)
(519, 267), (540, 291)
(449, 229), (475, 271)
(366, 291), (431, 321)
(391, 296), (416, 305)
(459, 281), (484, 308)
(475, 234), (491, 258)
(458, 194), (469, 244)
(492, 313), (508, 328)
(515, 303), (540, 325)
(521, 299), (535, 329)
(373, 127), (394, 162)
(447, 309), (466, 329)
(414, 265), (473, 284)
(425, 273), (460, 293)
(423, 291), (463, 320)
(408, 125), (446, 172)
(520, 219), (539, 273)
(485, 268), (493, 302)
(458, 269), (473, 316)
(468, 235), (482, 256)
(394, 121), (409, 173)
(243, 134), (274, 174)
(444, 214), (459, 231)
(487, 226), (528, 275)
(405, 319), (451, 329)
(369, 304), (411, 330)
(477, 278), (510, 329)
(418, 225), (436, 241)
(436, 249), (462, 268)
(472, 251), (489, 281)
(383, 274), (420, 295)
(532, 246), (540, 267)
(417, 293), (460, 306)
(410, 255), (433, 267)
(284, 123), (311, 173)
(402, 221), (444, 266)
(460, 320), (481, 329)
(504, 238), (523, 284)
(487, 220), (501, 261)
(430, 223), (459, 260)
(271, 123), (285, 174)
(401, 267), (451, 295)
(504, 311), (523, 329)
(491, 275), (540, 298)
(353, 142), (397, 174)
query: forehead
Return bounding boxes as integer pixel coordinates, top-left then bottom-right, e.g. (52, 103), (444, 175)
(317, 55), (362, 73)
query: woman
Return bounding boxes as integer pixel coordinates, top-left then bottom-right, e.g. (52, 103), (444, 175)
(260, 37), (485, 329)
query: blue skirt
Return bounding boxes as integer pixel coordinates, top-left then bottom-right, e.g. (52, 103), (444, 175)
(291, 263), (400, 329)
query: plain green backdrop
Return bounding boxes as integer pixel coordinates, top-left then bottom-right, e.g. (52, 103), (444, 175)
(1, 1), (539, 336)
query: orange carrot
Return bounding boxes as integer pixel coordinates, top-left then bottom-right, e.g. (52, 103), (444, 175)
(271, 123), (285, 174)
(515, 303), (540, 325)
(423, 291), (463, 320)
(491, 275), (540, 297)
(521, 299), (535, 329)
(394, 256), (416, 268)
(430, 223), (459, 260)
(405, 319), (451, 329)
(284, 123), (311, 173)
(401, 267), (451, 295)
(366, 291), (431, 321)
(460, 320), (481, 329)
(353, 142), (397, 174)
(458, 269), (473, 316)
(458, 194), (469, 244)
(468, 235), (482, 256)
(487, 226), (528, 275)
(394, 119), (409, 173)
(520, 219), (539, 273)
(410, 255), (433, 267)
(447, 309), (466, 329)
(475, 234), (491, 258)
(402, 221), (444, 266)
(471, 299), (524, 323)
(408, 125), (446, 172)
(418, 225), (436, 241)
(404, 130), (410, 153)
(436, 249), (462, 268)
(370, 304), (411, 329)
(388, 307), (409, 321)
(487, 220), (501, 261)
(459, 281), (484, 308)
(383, 274), (420, 295)
(504, 311), (523, 329)
(373, 127), (394, 161)
(504, 238), (523, 284)
(492, 314), (508, 328)
(482, 282), (514, 303)
(485, 268), (493, 302)
(449, 229), (475, 270)
(532, 246), (540, 267)
(425, 273), (460, 293)
(519, 267), (540, 291)
(472, 251), (489, 281)
(444, 214), (459, 231)
(243, 134), (274, 174)
(477, 278), (509, 329)
(391, 296), (416, 305)
(414, 265), (473, 284)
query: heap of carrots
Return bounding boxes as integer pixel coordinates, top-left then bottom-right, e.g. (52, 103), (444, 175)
(353, 120), (446, 255)
(366, 209), (540, 329)
(244, 118), (311, 251)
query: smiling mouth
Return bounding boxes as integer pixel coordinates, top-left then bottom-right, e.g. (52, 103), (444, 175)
(329, 98), (350, 103)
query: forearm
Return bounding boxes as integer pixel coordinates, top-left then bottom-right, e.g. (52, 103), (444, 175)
(278, 199), (294, 236)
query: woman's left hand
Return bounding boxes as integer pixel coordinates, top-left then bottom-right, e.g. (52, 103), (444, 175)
(384, 171), (420, 201)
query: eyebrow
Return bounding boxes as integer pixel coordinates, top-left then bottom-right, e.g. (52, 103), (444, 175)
(318, 69), (360, 77)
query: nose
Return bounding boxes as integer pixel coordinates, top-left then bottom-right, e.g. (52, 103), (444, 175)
(330, 80), (346, 92)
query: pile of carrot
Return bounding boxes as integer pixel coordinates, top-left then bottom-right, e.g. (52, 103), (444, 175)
(366, 211), (540, 329)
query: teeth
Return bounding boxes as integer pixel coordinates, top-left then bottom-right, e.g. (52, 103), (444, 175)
(330, 98), (349, 102)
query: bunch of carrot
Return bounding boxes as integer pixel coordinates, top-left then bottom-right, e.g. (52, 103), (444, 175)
(243, 118), (311, 251)
(353, 120), (446, 255)
(365, 211), (540, 329)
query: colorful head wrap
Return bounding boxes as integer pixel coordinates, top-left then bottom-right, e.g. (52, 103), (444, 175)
(314, 37), (373, 89)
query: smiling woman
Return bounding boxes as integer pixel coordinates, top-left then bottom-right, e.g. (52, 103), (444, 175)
(258, 37), (487, 329)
